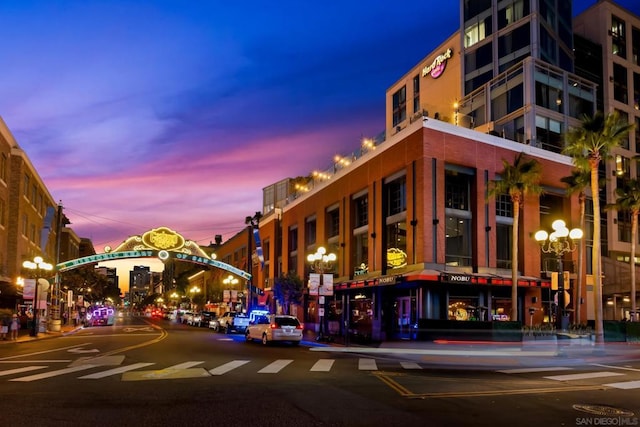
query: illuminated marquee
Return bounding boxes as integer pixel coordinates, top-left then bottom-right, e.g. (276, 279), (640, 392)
(387, 248), (407, 269)
(422, 48), (453, 79)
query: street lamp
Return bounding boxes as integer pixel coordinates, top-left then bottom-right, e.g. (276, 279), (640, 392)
(22, 256), (53, 337)
(534, 220), (583, 330)
(307, 247), (337, 342)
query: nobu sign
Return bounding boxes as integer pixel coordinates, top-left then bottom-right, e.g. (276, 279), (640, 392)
(441, 274), (471, 284)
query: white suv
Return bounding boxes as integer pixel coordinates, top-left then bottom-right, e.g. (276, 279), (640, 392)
(245, 314), (303, 345)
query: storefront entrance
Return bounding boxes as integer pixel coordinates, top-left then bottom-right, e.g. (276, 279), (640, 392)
(393, 295), (417, 340)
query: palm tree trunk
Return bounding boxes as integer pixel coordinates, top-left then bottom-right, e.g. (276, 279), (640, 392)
(512, 200), (520, 322)
(591, 164), (604, 343)
(631, 212), (638, 321)
(576, 194), (586, 325)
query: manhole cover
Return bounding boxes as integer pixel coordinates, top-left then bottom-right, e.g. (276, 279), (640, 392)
(573, 404), (635, 417)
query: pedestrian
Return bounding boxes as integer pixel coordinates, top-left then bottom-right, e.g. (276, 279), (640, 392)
(1, 316), (8, 340)
(10, 314), (20, 341)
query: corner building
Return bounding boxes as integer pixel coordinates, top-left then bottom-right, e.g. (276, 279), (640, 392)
(256, 117), (579, 342)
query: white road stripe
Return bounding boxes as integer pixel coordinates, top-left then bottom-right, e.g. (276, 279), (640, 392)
(358, 358), (377, 371)
(604, 380), (640, 389)
(9, 364), (98, 382)
(0, 366), (47, 377)
(544, 372), (625, 381)
(400, 362), (422, 370)
(592, 363), (640, 372)
(209, 360), (250, 376)
(498, 367), (573, 374)
(310, 359), (335, 372)
(166, 361), (204, 370)
(258, 359), (293, 374)
(79, 363), (155, 379)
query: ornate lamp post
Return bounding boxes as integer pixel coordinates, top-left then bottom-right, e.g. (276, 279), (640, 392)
(534, 220), (583, 330)
(22, 256), (53, 337)
(307, 247), (337, 342)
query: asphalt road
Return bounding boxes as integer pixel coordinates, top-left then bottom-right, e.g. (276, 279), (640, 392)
(1, 315), (639, 427)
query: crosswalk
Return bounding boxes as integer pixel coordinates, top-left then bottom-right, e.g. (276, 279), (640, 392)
(3, 357), (640, 389)
(1, 357), (390, 383)
(497, 365), (640, 389)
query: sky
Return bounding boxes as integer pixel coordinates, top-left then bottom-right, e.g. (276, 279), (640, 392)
(2, 1), (640, 285)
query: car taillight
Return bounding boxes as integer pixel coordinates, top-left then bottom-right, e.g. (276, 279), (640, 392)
(270, 323), (277, 329)
(296, 323), (303, 329)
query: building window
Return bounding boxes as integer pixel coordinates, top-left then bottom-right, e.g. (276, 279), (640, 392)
(612, 15), (627, 59)
(386, 221), (407, 270)
(21, 214), (28, 236)
(0, 153), (6, 183)
(464, 18), (489, 48)
(498, 0), (528, 29)
(445, 215), (472, 267)
(445, 171), (470, 211)
(498, 22), (530, 58)
(633, 72), (640, 111)
(305, 216), (316, 248)
(616, 110), (630, 150)
(30, 223), (36, 243)
(386, 175), (406, 216)
(353, 231), (368, 276)
(496, 222), (513, 269)
(635, 116), (640, 155)
(263, 239), (270, 262)
(326, 207), (339, 239)
(0, 198), (5, 227)
(618, 210), (632, 243)
(353, 194), (368, 228)
(535, 115), (563, 153)
(445, 169), (473, 266)
(288, 226), (298, 253)
(495, 194), (513, 218)
(23, 174), (30, 197)
(412, 75), (420, 113)
(392, 86), (406, 127)
(632, 26), (640, 66)
(613, 63), (628, 104)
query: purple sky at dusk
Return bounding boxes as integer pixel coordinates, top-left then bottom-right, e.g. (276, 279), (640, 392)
(2, 0), (639, 253)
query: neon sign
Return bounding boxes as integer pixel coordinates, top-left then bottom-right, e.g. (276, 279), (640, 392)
(422, 48), (452, 79)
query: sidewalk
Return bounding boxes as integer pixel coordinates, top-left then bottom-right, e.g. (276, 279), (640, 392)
(1, 322), (80, 344)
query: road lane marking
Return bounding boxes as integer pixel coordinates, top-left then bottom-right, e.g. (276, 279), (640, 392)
(592, 363), (640, 372)
(0, 344), (91, 361)
(0, 366), (47, 377)
(79, 363), (156, 379)
(497, 367), (573, 374)
(165, 361), (204, 370)
(122, 368), (210, 381)
(544, 372), (625, 381)
(258, 359), (293, 373)
(9, 364), (98, 382)
(400, 362), (422, 370)
(358, 358), (377, 371)
(209, 360), (250, 375)
(310, 359), (335, 372)
(0, 360), (71, 364)
(603, 380), (640, 389)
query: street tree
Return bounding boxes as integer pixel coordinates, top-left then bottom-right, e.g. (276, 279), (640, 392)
(489, 152), (543, 322)
(273, 272), (304, 315)
(605, 178), (640, 321)
(563, 111), (633, 342)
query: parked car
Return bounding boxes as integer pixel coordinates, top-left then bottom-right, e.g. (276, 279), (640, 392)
(217, 311), (250, 334)
(181, 312), (194, 324)
(245, 314), (303, 345)
(208, 317), (221, 331)
(199, 311), (216, 328)
(187, 312), (202, 326)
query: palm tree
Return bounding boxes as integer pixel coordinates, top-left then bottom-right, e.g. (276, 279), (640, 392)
(563, 111), (634, 342)
(489, 152), (543, 322)
(605, 179), (640, 321)
(560, 168), (591, 324)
